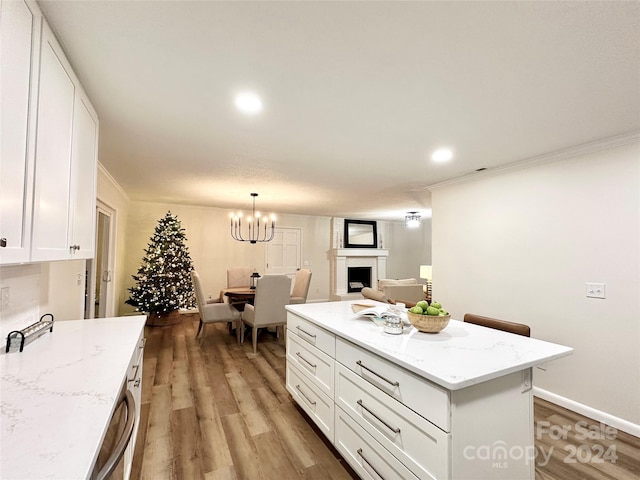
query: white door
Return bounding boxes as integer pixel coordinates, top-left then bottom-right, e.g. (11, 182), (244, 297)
(265, 228), (302, 277)
(85, 203), (115, 319)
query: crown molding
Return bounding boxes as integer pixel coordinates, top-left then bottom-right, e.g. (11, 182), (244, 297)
(98, 162), (130, 202)
(427, 131), (640, 191)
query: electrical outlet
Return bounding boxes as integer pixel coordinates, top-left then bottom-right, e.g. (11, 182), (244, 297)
(586, 282), (606, 299)
(1, 286), (10, 311)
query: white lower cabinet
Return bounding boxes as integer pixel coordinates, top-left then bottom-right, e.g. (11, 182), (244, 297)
(287, 313), (448, 479)
(336, 406), (421, 480)
(123, 334), (145, 480)
(286, 311), (535, 480)
(286, 362), (335, 442)
(335, 363), (450, 480)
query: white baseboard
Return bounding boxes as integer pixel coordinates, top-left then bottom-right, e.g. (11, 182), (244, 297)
(533, 387), (640, 438)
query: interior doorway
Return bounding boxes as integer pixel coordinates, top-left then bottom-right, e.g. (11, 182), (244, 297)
(85, 202), (116, 318)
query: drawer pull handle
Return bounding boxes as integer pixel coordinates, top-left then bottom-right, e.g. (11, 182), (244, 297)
(355, 360), (399, 388)
(357, 399), (401, 434)
(296, 352), (317, 369)
(296, 326), (316, 340)
(357, 448), (385, 480)
(295, 384), (316, 406)
(127, 364), (140, 382)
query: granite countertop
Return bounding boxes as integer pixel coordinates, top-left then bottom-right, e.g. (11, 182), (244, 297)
(286, 301), (573, 390)
(1, 316), (146, 480)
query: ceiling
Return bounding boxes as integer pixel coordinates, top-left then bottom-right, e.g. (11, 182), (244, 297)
(39, 1), (640, 221)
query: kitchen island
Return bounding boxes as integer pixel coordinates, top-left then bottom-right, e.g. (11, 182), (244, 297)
(285, 301), (572, 480)
(1, 316), (146, 480)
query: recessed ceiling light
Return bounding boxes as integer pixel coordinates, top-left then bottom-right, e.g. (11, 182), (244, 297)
(432, 148), (453, 162)
(235, 92), (262, 114)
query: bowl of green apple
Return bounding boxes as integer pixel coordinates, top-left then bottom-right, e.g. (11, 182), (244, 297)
(407, 301), (451, 333)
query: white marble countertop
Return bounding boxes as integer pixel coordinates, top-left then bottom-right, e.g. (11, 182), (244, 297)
(1, 316), (146, 480)
(286, 301), (572, 390)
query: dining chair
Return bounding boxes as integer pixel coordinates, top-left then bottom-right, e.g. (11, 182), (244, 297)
(227, 266), (254, 288)
(463, 313), (531, 337)
(240, 275), (292, 353)
(289, 269), (312, 304)
(191, 270), (241, 339)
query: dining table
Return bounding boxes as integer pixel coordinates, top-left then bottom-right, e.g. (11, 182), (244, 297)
(222, 288), (256, 311)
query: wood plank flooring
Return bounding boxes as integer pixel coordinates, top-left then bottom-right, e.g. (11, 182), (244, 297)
(131, 313), (640, 480)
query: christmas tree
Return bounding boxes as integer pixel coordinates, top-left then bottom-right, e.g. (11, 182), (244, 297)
(126, 212), (196, 315)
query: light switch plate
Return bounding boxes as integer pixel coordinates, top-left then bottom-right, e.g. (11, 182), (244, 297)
(586, 282), (606, 299)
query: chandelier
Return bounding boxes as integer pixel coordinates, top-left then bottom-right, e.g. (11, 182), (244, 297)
(230, 193), (276, 243)
(405, 211), (421, 228)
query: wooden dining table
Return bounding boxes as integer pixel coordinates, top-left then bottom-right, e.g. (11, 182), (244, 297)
(222, 288), (256, 311)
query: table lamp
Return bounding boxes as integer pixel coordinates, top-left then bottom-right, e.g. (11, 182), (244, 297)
(420, 265), (432, 302)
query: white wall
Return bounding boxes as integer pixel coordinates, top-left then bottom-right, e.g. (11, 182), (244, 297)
(431, 139), (640, 426)
(0, 258), (87, 347)
(384, 218), (432, 280)
(96, 163), (130, 315)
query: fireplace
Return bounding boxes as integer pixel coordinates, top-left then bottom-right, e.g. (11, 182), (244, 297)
(347, 267), (371, 293)
(329, 249), (389, 301)
(329, 217), (389, 301)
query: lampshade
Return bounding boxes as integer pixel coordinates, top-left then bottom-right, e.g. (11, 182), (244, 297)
(420, 265), (432, 280)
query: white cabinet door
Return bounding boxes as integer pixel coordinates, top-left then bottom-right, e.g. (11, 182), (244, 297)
(30, 22), (76, 262)
(0, 0), (38, 264)
(69, 90), (98, 259)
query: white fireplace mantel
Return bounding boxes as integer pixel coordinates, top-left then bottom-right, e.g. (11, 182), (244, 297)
(331, 248), (389, 258)
(329, 248), (389, 301)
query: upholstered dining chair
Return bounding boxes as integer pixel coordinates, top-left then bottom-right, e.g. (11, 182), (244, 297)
(227, 266), (254, 288)
(240, 275), (292, 353)
(463, 313), (531, 337)
(289, 269), (312, 304)
(191, 270), (240, 339)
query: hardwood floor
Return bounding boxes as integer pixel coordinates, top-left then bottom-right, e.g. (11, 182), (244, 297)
(131, 314), (640, 480)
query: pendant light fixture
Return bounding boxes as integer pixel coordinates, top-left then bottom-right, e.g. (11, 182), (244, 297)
(230, 193), (276, 243)
(405, 212), (421, 228)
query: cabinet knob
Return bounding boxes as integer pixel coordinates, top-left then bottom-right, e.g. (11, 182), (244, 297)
(69, 244), (80, 252)
(0, 238), (6, 248)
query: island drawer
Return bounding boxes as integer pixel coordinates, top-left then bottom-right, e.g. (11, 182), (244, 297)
(336, 337), (450, 432)
(335, 406), (421, 480)
(287, 313), (335, 357)
(286, 362), (335, 443)
(287, 332), (334, 397)
(336, 363), (449, 480)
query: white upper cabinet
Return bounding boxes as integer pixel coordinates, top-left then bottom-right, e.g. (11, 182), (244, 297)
(2, 3), (100, 264)
(0, 0), (40, 264)
(30, 21), (76, 261)
(69, 90), (98, 259)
